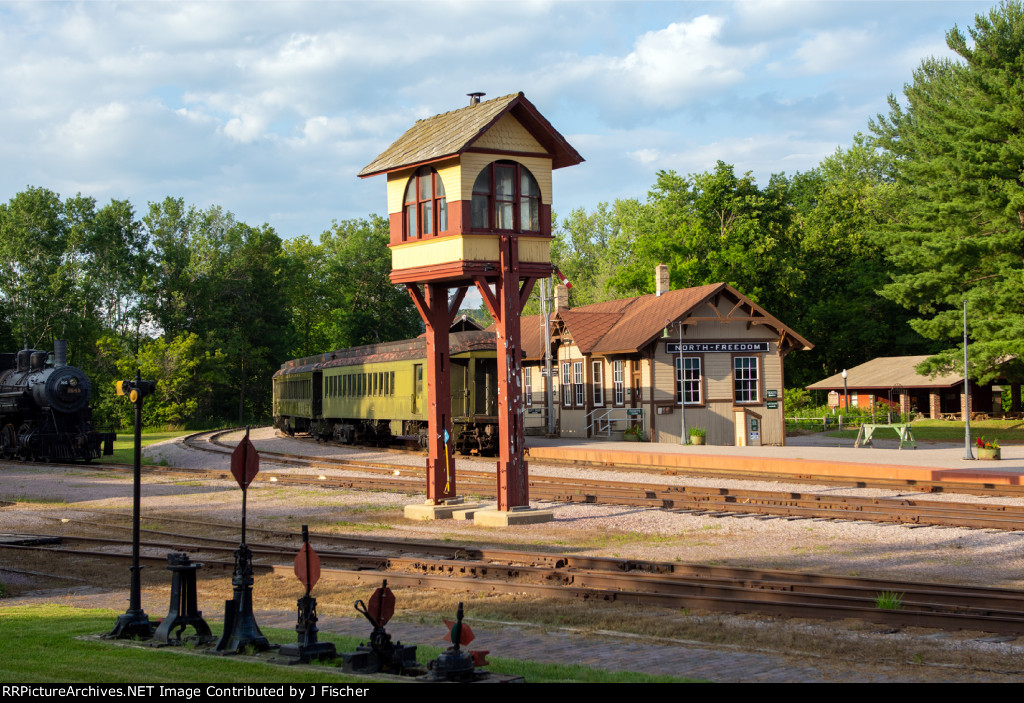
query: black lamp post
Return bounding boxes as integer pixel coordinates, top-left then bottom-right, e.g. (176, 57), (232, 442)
(106, 370), (156, 639)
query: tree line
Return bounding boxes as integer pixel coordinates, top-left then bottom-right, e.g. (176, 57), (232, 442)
(0, 196), (422, 429)
(3, 1), (1022, 427)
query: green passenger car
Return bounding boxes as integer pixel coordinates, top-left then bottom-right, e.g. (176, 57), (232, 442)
(272, 331), (501, 453)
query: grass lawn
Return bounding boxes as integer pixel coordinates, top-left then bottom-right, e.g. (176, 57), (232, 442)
(0, 605), (695, 683)
(826, 419), (1024, 443)
(104, 430), (195, 465)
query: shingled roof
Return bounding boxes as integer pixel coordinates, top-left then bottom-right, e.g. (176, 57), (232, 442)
(806, 356), (964, 391)
(556, 283), (813, 356)
(358, 92), (584, 178)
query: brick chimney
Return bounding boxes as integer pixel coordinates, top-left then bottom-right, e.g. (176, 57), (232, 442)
(655, 263), (670, 296)
(554, 284), (569, 313)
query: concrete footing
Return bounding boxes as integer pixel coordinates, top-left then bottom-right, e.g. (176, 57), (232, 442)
(473, 505), (554, 526)
(403, 497), (484, 521)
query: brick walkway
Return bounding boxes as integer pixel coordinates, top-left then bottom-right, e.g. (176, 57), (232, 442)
(259, 610), (1023, 683)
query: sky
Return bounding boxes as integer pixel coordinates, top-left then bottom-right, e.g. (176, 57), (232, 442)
(0, 0), (997, 240)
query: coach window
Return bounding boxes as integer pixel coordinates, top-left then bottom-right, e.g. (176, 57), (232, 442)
(404, 166), (448, 240)
(471, 160), (541, 232)
(734, 356), (759, 404)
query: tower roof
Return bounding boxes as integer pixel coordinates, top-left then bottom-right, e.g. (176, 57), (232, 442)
(358, 92), (583, 178)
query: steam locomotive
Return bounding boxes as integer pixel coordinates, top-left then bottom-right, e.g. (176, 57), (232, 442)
(0, 341), (115, 462)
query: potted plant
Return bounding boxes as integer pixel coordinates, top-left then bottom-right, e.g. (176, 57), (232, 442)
(977, 437), (1000, 460)
(624, 424), (644, 442)
(689, 427), (706, 446)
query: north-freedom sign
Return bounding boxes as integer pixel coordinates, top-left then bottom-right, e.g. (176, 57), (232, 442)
(665, 341), (769, 354)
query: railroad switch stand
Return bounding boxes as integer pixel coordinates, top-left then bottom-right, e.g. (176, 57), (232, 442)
(426, 602), (489, 682)
(278, 525), (336, 664)
(216, 429), (271, 654)
(215, 543), (270, 654)
(153, 552), (213, 645)
(340, 580), (421, 675)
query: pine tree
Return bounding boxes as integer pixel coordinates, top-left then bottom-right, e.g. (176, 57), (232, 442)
(871, 0), (1024, 383)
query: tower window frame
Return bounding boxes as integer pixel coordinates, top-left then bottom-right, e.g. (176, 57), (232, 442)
(403, 166), (448, 241)
(470, 160), (541, 233)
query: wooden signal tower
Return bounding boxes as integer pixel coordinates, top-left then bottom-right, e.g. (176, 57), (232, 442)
(359, 93), (582, 516)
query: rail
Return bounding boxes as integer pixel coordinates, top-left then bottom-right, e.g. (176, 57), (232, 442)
(586, 407), (644, 437)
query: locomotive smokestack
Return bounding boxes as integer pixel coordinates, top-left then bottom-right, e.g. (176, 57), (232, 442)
(54, 340), (67, 368)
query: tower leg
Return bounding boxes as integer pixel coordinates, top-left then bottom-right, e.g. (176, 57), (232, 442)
(494, 236), (528, 510)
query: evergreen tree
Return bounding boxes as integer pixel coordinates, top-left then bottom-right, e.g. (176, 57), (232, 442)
(871, 0), (1024, 383)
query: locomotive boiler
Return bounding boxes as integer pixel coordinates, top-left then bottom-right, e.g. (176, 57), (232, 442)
(0, 340), (115, 461)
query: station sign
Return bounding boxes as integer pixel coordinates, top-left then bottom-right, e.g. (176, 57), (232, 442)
(665, 341), (769, 354)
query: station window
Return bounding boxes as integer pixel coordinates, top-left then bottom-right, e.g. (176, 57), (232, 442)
(573, 361), (584, 407)
(561, 363), (572, 406)
(404, 166), (448, 240)
(675, 357), (702, 405)
(470, 160), (541, 232)
(524, 369), (532, 406)
(592, 361), (604, 406)
(613, 361), (624, 405)
(734, 357), (759, 403)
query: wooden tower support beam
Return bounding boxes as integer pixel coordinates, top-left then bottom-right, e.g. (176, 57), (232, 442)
(405, 282), (467, 504)
(475, 235), (536, 510)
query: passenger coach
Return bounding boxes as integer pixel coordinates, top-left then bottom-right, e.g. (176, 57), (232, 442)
(273, 331), (500, 452)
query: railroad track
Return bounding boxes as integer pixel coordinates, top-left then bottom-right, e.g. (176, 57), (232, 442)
(9, 428), (1024, 531)
(175, 429), (1024, 531)
(6, 517), (1024, 635)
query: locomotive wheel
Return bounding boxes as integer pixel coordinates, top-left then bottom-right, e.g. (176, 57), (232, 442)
(0, 424), (15, 460)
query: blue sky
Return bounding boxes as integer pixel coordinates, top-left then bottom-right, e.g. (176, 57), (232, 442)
(0, 0), (994, 240)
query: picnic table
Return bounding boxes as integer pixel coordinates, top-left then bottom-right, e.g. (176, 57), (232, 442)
(854, 423), (917, 450)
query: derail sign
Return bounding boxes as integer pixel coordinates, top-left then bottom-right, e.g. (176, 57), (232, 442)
(665, 341), (769, 354)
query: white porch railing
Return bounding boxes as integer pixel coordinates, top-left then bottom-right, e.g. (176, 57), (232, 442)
(586, 407), (644, 437)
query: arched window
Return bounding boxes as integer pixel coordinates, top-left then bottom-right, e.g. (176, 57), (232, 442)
(470, 160), (541, 232)
(403, 166), (448, 240)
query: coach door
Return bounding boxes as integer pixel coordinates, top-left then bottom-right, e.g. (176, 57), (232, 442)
(412, 364), (423, 414)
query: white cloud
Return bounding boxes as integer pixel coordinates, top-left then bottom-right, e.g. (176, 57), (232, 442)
(551, 14), (767, 115)
(789, 28), (876, 76)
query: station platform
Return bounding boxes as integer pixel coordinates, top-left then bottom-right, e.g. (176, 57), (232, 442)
(524, 433), (1024, 487)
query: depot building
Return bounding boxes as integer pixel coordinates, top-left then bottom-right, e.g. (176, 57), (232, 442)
(520, 265), (813, 446)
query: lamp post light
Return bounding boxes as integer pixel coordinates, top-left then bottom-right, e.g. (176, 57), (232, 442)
(841, 369), (849, 421)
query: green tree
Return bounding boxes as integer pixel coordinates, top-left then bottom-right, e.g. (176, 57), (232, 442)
(318, 216), (422, 348)
(784, 138), (931, 386)
(283, 235), (333, 358)
(870, 0), (1024, 383)
(112, 333), (227, 428)
(610, 162), (803, 314)
(549, 200), (647, 310)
